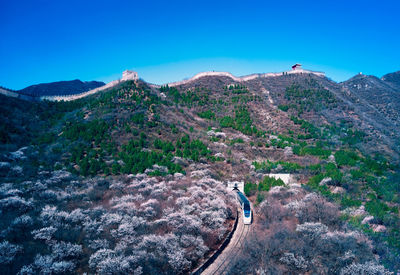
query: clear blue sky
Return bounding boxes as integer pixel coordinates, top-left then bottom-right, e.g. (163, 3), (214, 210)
(1, 0), (399, 89)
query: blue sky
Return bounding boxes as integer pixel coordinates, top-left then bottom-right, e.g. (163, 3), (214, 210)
(1, 0), (399, 89)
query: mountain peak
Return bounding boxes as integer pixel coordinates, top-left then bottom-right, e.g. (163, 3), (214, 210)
(17, 79), (105, 97)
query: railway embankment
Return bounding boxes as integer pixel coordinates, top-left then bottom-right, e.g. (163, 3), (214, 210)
(191, 210), (239, 275)
(199, 208), (251, 275)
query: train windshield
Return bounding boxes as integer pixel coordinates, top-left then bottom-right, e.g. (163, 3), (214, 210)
(244, 203), (250, 216)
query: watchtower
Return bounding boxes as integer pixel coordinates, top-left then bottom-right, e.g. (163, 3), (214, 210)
(292, 63), (302, 70)
(122, 70), (139, 81)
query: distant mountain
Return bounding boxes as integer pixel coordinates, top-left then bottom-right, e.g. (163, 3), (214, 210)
(17, 79), (105, 96)
(382, 71), (400, 90)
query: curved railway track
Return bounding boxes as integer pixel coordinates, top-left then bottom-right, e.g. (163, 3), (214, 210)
(201, 210), (251, 275)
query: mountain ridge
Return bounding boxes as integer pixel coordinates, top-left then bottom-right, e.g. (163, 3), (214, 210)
(17, 79), (105, 96)
(1, 70), (399, 273)
(1, 68), (399, 102)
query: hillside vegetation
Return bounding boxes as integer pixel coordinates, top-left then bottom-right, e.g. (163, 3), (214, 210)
(0, 72), (399, 274)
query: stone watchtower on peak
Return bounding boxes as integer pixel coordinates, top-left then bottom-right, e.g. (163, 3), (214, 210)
(122, 70), (139, 81)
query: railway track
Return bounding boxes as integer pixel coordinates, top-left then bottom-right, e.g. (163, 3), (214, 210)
(201, 210), (251, 275)
(214, 223), (250, 274)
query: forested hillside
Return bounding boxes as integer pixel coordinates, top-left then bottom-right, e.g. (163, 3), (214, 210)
(0, 72), (399, 274)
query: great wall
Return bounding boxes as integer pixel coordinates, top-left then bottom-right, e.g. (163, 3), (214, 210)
(0, 67), (324, 102)
(165, 67), (325, 88)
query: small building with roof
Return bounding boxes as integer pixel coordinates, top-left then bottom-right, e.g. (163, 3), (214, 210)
(292, 63), (302, 70)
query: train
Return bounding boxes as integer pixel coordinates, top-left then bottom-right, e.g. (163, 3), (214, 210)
(236, 190), (252, 225)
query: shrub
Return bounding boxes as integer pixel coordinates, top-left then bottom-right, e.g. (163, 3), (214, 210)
(365, 200), (391, 220)
(334, 150), (359, 167)
(219, 106), (263, 136)
(219, 116), (235, 128)
(257, 193), (265, 204)
(340, 261), (392, 275)
(111, 163), (121, 175)
(230, 138), (244, 145)
(340, 129), (366, 145)
(197, 110), (215, 120)
(279, 253), (308, 270)
(0, 241), (22, 265)
(63, 120), (109, 143)
(284, 85), (339, 113)
(299, 146), (331, 159)
(278, 105), (289, 112)
(258, 176), (285, 192)
(341, 196), (362, 208)
(324, 163), (343, 183)
(296, 222), (328, 240)
(244, 182), (257, 196)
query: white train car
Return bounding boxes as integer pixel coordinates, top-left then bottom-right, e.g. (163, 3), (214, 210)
(236, 191), (252, 224)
